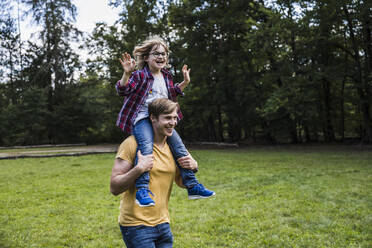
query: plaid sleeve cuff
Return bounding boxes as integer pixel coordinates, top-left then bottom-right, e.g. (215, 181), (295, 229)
(115, 80), (131, 96)
(174, 83), (185, 97)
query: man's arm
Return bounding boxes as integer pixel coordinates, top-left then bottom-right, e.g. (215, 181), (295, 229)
(110, 151), (154, 196)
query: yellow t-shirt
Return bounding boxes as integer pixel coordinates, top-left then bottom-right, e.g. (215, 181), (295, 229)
(115, 136), (183, 226)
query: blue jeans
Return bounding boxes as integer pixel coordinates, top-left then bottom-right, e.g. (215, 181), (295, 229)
(133, 118), (198, 189)
(119, 223), (173, 248)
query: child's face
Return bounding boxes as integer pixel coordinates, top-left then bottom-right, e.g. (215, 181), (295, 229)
(145, 44), (168, 73)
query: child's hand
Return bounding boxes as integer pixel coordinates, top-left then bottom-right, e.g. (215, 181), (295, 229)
(136, 150), (154, 173)
(178, 65), (191, 91)
(119, 52), (136, 74)
(182, 65), (191, 84)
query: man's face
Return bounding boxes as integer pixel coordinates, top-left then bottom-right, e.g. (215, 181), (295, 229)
(151, 109), (178, 138)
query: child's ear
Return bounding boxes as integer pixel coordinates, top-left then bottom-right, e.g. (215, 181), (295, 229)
(150, 114), (155, 123)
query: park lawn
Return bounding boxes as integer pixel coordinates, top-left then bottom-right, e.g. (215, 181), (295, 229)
(0, 146), (371, 247)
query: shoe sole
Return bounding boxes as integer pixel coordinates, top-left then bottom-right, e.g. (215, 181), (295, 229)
(188, 192), (216, 200)
(135, 199), (155, 207)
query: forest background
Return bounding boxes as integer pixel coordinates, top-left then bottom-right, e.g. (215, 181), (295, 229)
(0, 0), (371, 146)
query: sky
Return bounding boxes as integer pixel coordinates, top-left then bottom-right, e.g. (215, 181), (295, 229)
(18, 0), (120, 40)
(15, 0), (121, 62)
(72, 0), (120, 34)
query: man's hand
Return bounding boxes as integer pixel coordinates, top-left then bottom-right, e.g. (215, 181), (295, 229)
(119, 52), (136, 74)
(136, 150), (154, 173)
(177, 154), (198, 171)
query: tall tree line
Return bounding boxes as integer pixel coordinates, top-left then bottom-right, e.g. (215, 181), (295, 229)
(0, 0), (371, 146)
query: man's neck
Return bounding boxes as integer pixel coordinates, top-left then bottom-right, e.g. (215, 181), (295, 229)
(153, 133), (167, 148)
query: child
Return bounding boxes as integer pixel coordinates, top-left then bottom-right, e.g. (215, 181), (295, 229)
(115, 36), (215, 207)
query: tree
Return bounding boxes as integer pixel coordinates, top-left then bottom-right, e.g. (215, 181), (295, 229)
(21, 0), (81, 143)
(341, 0), (372, 142)
(0, 0), (22, 101)
(169, 0), (265, 142)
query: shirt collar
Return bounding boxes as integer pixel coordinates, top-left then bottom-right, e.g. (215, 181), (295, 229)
(143, 64), (171, 79)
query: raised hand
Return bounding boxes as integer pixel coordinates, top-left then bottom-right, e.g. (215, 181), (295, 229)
(182, 64), (191, 84)
(119, 52), (136, 74)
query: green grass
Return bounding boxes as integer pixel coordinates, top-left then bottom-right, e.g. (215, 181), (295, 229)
(0, 146), (371, 247)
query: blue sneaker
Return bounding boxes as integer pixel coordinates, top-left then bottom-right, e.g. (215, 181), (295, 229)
(188, 183), (215, 199)
(135, 188), (155, 207)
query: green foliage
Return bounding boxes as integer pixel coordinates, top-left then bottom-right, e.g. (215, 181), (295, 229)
(0, 0), (371, 145)
(168, 0), (261, 142)
(0, 147), (371, 247)
(0, 87), (49, 145)
(21, 0), (81, 87)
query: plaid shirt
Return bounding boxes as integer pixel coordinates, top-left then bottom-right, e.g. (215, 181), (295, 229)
(116, 65), (184, 134)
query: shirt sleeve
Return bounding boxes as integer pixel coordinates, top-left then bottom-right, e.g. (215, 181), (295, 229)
(115, 71), (139, 96)
(174, 83), (185, 97)
(115, 136), (137, 163)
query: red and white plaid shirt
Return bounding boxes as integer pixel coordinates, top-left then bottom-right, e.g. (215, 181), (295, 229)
(115, 65), (184, 134)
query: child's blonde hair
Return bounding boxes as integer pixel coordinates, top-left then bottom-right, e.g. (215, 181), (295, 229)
(133, 36), (170, 70)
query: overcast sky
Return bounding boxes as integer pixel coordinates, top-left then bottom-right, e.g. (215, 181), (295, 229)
(73, 0), (120, 33)
(18, 0), (120, 40)
(15, 0), (120, 61)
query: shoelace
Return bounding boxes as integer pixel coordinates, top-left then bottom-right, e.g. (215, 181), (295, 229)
(138, 188), (154, 197)
(193, 183), (203, 192)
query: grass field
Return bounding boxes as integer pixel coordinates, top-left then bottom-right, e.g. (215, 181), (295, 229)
(0, 146), (371, 247)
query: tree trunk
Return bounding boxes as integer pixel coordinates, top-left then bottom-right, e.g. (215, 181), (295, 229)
(208, 115), (217, 142)
(304, 123), (310, 142)
(322, 77), (335, 142)
(340, 75), (346, 142)
(288, 115), (298, 143)
(340, 28), (349, 142)
(217, 104), (224, 142)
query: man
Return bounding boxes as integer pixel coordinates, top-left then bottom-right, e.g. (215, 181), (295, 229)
(110, 98), (201, 247)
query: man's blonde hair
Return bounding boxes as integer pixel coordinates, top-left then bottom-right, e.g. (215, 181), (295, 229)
(133, 36), (170, 70)
(149, 98), (179, 119)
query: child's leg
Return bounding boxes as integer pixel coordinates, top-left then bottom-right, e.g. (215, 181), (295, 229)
(167, 129), (198, 189)
(132, 118), (154, 189)
(168, 130), (215, 199)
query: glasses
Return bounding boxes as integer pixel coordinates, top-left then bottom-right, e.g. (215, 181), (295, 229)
(150, 52), (168, 58)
